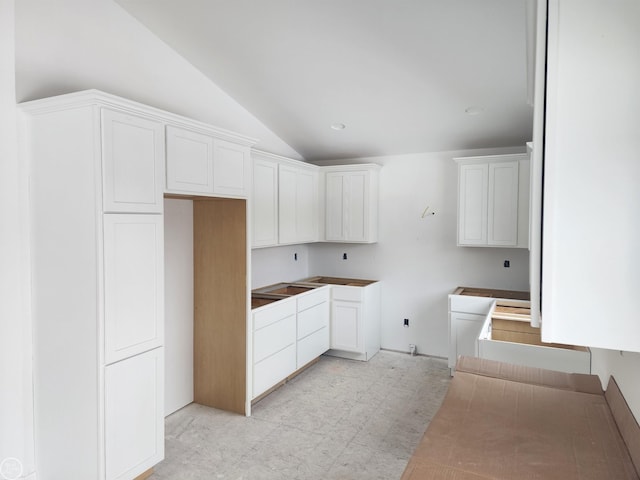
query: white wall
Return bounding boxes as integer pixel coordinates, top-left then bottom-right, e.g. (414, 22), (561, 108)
(164, 199), (194, 416)
(591, 349), (640, 422)
(309, 148), (530, 358)
(251, 245), (312, 289)
(15, 0), (302, 160)
(1, 0), (36, 477)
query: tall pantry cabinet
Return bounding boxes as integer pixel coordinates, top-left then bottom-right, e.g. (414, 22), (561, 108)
(22, 93), (165, 480)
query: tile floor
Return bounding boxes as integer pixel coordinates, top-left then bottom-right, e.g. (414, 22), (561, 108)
(150, 351), (451, 480)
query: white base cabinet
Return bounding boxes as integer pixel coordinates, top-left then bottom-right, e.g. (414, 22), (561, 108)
(251, 287), (330, 399)
(326, 282), (381, 361)
(448, 294), (495, 371)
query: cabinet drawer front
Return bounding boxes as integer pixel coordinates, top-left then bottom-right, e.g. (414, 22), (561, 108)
(105, 348), (164, 480)
(166, 125), (214, 194)
(297, 301), (329, 340)
(297, 327), (329, 368)
(253, 315), (296, 364)
(104, 214), (164, 364)
(253, 298), (296, 331)
(331, 285), (363, 302)
(253, 344), (296, 399)
(297, 287), (329, 312)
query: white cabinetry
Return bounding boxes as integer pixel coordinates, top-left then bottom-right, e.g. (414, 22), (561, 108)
(165, 125), (251, 198)
(251, 151), (320, 248)
(539, 0), (640, 352)
(251, 155), (279, 247)
(324, 164), (381, 243)
(104, 215), (164, 364)
(327, 282), (381, 361)
(296, 288), (330, 368)
(448, 294), (495, 371)
(455, 154), (529, 248)
(279, 162), (319, 244)
(21, 91), (165, 480)
(252, 298), (297, 399)
(102, 109), (164, 214)
(105, 348), (164, 480)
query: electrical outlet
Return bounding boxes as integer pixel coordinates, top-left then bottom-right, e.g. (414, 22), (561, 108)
(342, 253), (348, 260)
(403, 318), (409, 327)
(294, 252), (298, 261)
(504, 260), (510, 268)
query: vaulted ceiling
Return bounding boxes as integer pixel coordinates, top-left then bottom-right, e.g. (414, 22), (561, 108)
(116, 0), (533, 160)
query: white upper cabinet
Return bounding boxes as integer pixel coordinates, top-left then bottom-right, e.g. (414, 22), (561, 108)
(251, 154), (279, 248)
(540, 0), (640, 352)
(324, 164), (381, 243)
(102, 109), (164, 213)
(166, 126), (214, 194)
(278, 161), (319, 245)
(166, 125), (250, 198)
(212, 138), (250, 197)
(456, 154), (529, 248)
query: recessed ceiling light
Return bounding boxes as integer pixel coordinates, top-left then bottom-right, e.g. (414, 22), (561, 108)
(465, 106), (484, 115)
(331, 123), (346, 130)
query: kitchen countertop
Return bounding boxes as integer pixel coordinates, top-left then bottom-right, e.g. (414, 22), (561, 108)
(451, 286), (530, 302)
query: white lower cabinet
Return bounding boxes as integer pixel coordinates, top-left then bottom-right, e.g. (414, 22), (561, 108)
(105, 348), (164, 480)
(326, 282), (381, 361)
(252, 298), (297, 399)
(477, 304), (591, 374)
(448, 293), (495, 371)
(296, 288), (330, 368)
(251, 287), (330, 399)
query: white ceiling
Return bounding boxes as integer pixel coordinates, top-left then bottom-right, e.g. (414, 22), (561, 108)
(116, 0), (533, 161)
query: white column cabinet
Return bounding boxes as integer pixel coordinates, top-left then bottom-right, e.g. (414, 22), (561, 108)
(323, 165), (381, 243)
(456, 154), (529, 248)
(21, 91), (166, 480)
(166, 125), (250, 198)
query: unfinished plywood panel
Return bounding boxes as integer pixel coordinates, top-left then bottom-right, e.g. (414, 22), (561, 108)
(193, 198), (247, 414)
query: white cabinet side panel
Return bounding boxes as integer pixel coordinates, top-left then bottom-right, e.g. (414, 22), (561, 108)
(29, 106), (101, 480)
(542, 0), (640, 351)
(163, 199), (194, 416)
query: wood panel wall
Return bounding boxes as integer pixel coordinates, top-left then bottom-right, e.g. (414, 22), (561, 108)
(193, 198), (247, 414)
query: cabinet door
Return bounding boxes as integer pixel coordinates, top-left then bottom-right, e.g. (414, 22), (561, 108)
(278, 164), (298, 244)
(104, 214), (164, 364)
(344, 171), (369, 242)
(325, 172), (345, 241)
(458, 163), (488, 245)
(166, 125), (214, 194)
(212, 139), (249, 197)
(295, 167), (319, 242)
(105, 348), (164, 480)
(252, 157), (278, 247)
(331, 300), (363, 353)
(449, 312), (485, 369)
(488, 161), (519, 246)
(102, 109), (164, 213)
